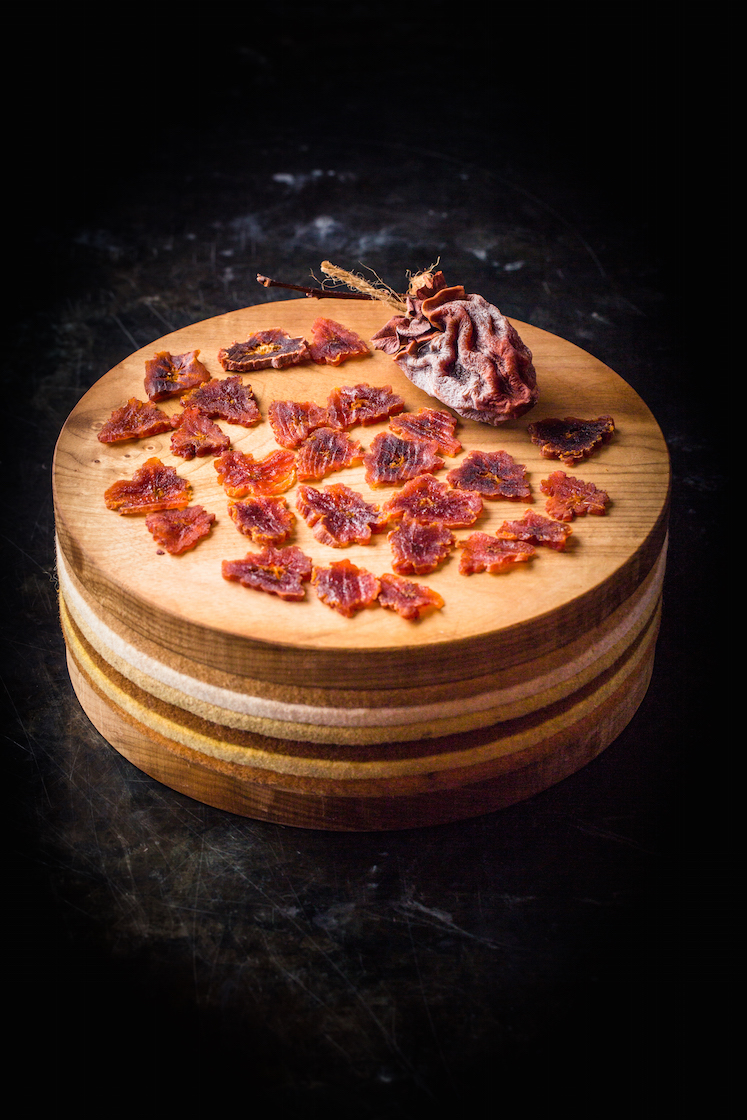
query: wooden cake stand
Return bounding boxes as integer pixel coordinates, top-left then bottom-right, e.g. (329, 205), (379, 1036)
(53, 298), (670, 830)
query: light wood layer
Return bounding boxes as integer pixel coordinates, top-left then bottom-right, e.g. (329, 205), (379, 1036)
(63, 593), (659, 782)
(59, 543), (665, 744)
(53, 298), (670, 690)
(66, 619), (658, 830)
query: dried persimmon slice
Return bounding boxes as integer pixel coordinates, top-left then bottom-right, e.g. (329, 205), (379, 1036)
(228, 496), (295, 546)
(496, 509), (572, 551)
(312, 559), (380, 617)
(296, 427), (363, 481)
(377, 573), (445, 620)
(180, 376), (261, 427)
(268, 399), (330, 449)
(308, 317), (370, 365)
(388, 516), (456, 575)
(170, 408), (230, 460)
(458, 533), (536, 574)
(388, 407), (462, 456)
(218, 329), (310, 371)
(104, 457), (192, 514)
(363, 432), (444, 488)
(145, 506), (215, 554)
(446, 449), (530, 500)
(382, 474), (483, 527)
(214, 449), (296, 497)
(221, 545), (313, 600)
(296, 483), (389, 547)
(527, 415), (615, 464)
(98, 398), (173, 443)
(326, 383), (405, 429)
(144, 350), (210, 401)
(540, 471), (610, 520)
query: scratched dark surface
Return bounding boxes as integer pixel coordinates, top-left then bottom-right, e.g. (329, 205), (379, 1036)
(5, 8), (731, 1115)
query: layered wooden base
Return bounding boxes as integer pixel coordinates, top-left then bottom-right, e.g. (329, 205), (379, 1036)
(53, 299), (671, 829)
(59, 536), (663, 830)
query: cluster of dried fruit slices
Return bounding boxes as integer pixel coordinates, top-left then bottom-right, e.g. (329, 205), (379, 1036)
(99, 312), (614, 620)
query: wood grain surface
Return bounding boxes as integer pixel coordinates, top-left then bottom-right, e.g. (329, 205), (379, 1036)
(53, 297), (670, 690)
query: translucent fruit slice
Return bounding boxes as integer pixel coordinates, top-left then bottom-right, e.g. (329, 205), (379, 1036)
(312, 559), (381, 617)
(388, 516), (456, 575)
(446, 449), (531, 500)
(296, 427), (364, 481)
(104, 457), (192, 515)
(170, 408), (230, 460)
(296, 483), (389, 547)
(496, 509), (572, 551)
(527, 415), (615, 464)
(268, 399), (331, 449)
(144, 350), (211, 401)
(180, 376), (261, 427)
(145, 506), (215, 554)
(214, 449), (296, 497)
(218, 329), (310, 371)
(228, 496), (295, 546)
(540, 471), (610, 520)
(98, 398), (173, 443)
(363, 432), (444, 487)
(326, 383), (405, 429)
(388, 407), (462, 456)
(382, 474), (483, 527)
(377, 573), (445, 620)
(221, 545), (313, 600)
(308, 317), (370, 365)
(458, 533), (536, 574)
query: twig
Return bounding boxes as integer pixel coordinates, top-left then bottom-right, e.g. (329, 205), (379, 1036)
(256, 274), (366, 300)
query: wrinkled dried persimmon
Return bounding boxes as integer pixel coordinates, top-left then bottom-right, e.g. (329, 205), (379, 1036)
(144, 350), (211, 401)
(98, 398), (173, 444)
(388, 407), (462, 456)
(326, 383), (405, 429)
(218, 329), (310, 371)
(296, 483), (389, 547)
(308, 317), (370, 365)
(104, 457), (192, 514)
(446, 449), (531, 500)
(388, 516), (456, 575)
(377, 573), (445, 620)
(382, 474), (483, 527)
(268, 399), (330, 449)
(371, 272), (537, 424)
(228, 496), (295, 546)
(145, 505), (216, 554)
(458, 533), (536, 574)
(296, 427), (363, 481)
(312, 559), (380, 617)
(540, 471), (610, 520)
(363, 432), (444, 488)
(527, 415), (615, 464)
(222, 545), (313, 600)
(497, 509), (572, 551)
(214, 449), (296, 497)
(180, 376), (260, 427)
(170, 407), (231, 460)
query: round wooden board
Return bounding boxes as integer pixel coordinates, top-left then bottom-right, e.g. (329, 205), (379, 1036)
(53, 297), (670, 691)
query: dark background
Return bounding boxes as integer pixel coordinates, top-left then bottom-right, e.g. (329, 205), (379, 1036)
(5, 5), (732, 1114)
